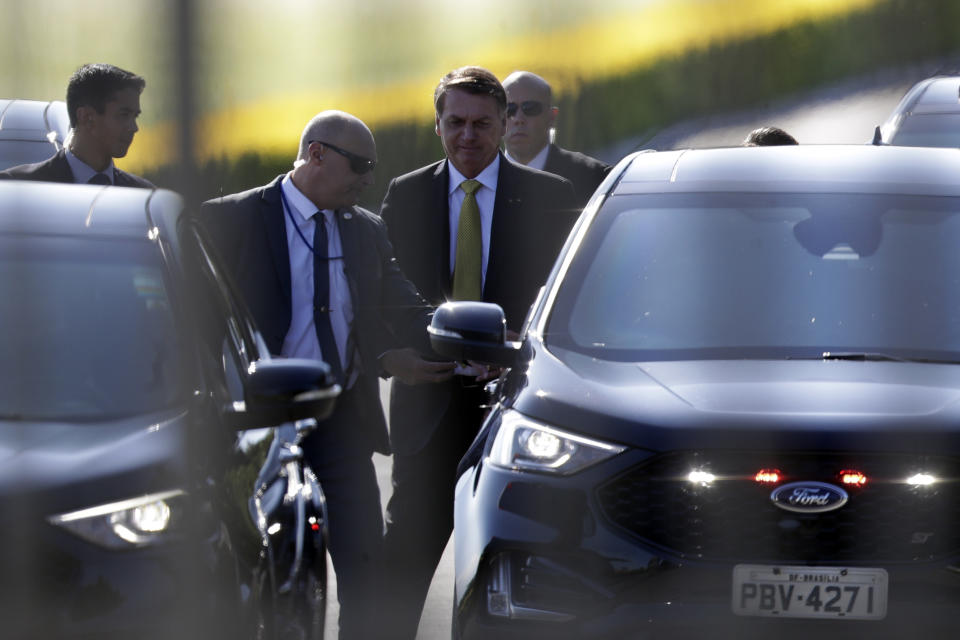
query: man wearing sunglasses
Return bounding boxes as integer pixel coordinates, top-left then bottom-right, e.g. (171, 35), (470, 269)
(503, 70), (611, 209)
(198, 110), (453, 640)
(378, 66), (577, 640)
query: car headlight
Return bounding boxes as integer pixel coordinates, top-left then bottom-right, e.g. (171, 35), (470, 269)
(48, 489), (187, 550)
(488, 411), (624, 475)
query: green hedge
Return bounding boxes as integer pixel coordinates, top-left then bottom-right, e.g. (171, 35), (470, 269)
(560, 0), (960, 153)
(147, 0), (960, 210)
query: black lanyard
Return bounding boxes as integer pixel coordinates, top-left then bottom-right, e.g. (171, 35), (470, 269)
(279, 184), (344, 260)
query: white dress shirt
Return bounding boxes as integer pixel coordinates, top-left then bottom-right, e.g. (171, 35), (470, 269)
(447, 155), (500, 289)
(279, 173), (355, 381)
(65, 147), (115, 184)
(505, 143), (549, 171)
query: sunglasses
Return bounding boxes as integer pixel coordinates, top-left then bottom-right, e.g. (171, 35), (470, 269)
(506, 100), (545, 118)
(311, 140), (376, 175)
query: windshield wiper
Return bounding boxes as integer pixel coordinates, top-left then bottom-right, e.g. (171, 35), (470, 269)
(786, 352), (960, 364)
(820, 352), (909, 362)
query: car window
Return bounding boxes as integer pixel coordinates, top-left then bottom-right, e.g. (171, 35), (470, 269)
(0, 235), (185, 421)
(547, 192), (960, 362)
(0, 139), (59, 170)
(890, 113), (960, 148)
(179, 223), (264, 406)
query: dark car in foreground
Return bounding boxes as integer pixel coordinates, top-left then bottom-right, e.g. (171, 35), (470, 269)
(434, 145), (960, 639)
(0, 181), (335, 639)
(0, 98), (69, 170)
(876, 75), (960, 148)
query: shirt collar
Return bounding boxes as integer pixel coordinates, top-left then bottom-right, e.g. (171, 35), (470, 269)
(281, 172), (332, 222)
(505, 143), (550, 171)
(447, 153), (500, 196)
(65, 147), (115, 184)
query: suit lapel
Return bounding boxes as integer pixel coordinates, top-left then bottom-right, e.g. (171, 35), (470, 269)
(336, 206), (362, 306)
(432, 161), (453, 299)
(541, 143), (560, 176)
(487, 154), (522, 301)
(49, 150), (76, 183)
(260, 178), (292, 309)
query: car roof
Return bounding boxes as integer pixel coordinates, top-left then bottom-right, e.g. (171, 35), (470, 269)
(0, 98), (70, 144)
(610, 145), (960, 197)
(0, 180), (182, 240)
(900, 76), (960, 115)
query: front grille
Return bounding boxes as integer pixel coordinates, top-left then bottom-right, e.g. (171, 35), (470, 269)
(596, 451), (960, 563)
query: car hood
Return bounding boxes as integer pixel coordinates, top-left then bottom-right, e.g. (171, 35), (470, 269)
(0, 410), (189, 512)
(509, 345), (960, 453)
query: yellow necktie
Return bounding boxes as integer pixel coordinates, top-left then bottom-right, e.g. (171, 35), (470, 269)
(452, 179), (482, 300)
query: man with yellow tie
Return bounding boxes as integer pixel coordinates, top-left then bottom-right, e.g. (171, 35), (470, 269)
(378, 65), (577, 639)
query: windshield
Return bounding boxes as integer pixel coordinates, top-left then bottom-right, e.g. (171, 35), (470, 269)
(546, 192), (960, 362)
(890, 112), (960, 148)
(0, 235), (186, 421)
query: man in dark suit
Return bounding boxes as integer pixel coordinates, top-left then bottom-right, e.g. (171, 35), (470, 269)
(198, 110), (453, 640)
(502, 70), (611, 209)
(378, 66), (577, 639)
(0, 63), (153, 188)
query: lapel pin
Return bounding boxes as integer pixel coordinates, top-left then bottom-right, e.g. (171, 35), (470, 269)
(342, 212), (353, 220)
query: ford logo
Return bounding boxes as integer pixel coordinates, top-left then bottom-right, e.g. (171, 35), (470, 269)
(770, 481), (848, 513)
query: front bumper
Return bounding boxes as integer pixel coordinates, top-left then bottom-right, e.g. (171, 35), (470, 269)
(0, 523), (239, 640)
(453, 453), (960, 639)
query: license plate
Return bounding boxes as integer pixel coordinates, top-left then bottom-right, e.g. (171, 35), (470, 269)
(732, 565), (888, 620)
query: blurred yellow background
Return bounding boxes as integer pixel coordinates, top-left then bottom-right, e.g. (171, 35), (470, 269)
(1, 0), (881, 173)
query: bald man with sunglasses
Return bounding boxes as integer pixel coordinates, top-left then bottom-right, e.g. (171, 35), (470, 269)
(503, 71), (611, 209)
(198, 110), (453, 640)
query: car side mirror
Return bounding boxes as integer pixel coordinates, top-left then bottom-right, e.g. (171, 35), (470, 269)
(225, 358), (340, 430)
(428, 302), (525, 368)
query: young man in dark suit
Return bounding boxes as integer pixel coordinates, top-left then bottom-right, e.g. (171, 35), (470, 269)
(378, 66), (577, 639)
(0, 63), (153, 188)
(198, 110), (453, 640)
(503, 70), (611, 209)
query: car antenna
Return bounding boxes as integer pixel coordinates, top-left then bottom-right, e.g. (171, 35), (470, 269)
(871, 126), (883, 146)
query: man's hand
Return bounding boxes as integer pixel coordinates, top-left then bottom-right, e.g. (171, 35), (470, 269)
(468, 361), (503, 383)
(465, 330), (520, 382)
(380, 348), (456, 385)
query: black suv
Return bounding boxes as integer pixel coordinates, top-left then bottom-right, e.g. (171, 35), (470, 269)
(435, 144), (960, 639)
(0, 181), (336, 639)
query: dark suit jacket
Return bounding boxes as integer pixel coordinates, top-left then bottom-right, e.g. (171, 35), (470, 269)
(198, 175), (433, 454)
(542, 143), (611, 210)
(379, 153), (577, 455)
(0, 149), (155, 188)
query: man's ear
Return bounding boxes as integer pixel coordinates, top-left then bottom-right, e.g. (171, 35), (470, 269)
(547, 106), (559, 127)
(76, 105), (95, 128)
(435, 115), (441, 137)
(310, 141), (324, 163)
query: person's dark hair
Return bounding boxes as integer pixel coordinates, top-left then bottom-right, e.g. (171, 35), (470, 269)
(434, 66), (506, 117)
(743, 126), (798, 146)
(66, 63), (146, 128)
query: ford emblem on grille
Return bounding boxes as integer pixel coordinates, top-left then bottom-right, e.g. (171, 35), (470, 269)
(770, 481), (849, 513)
